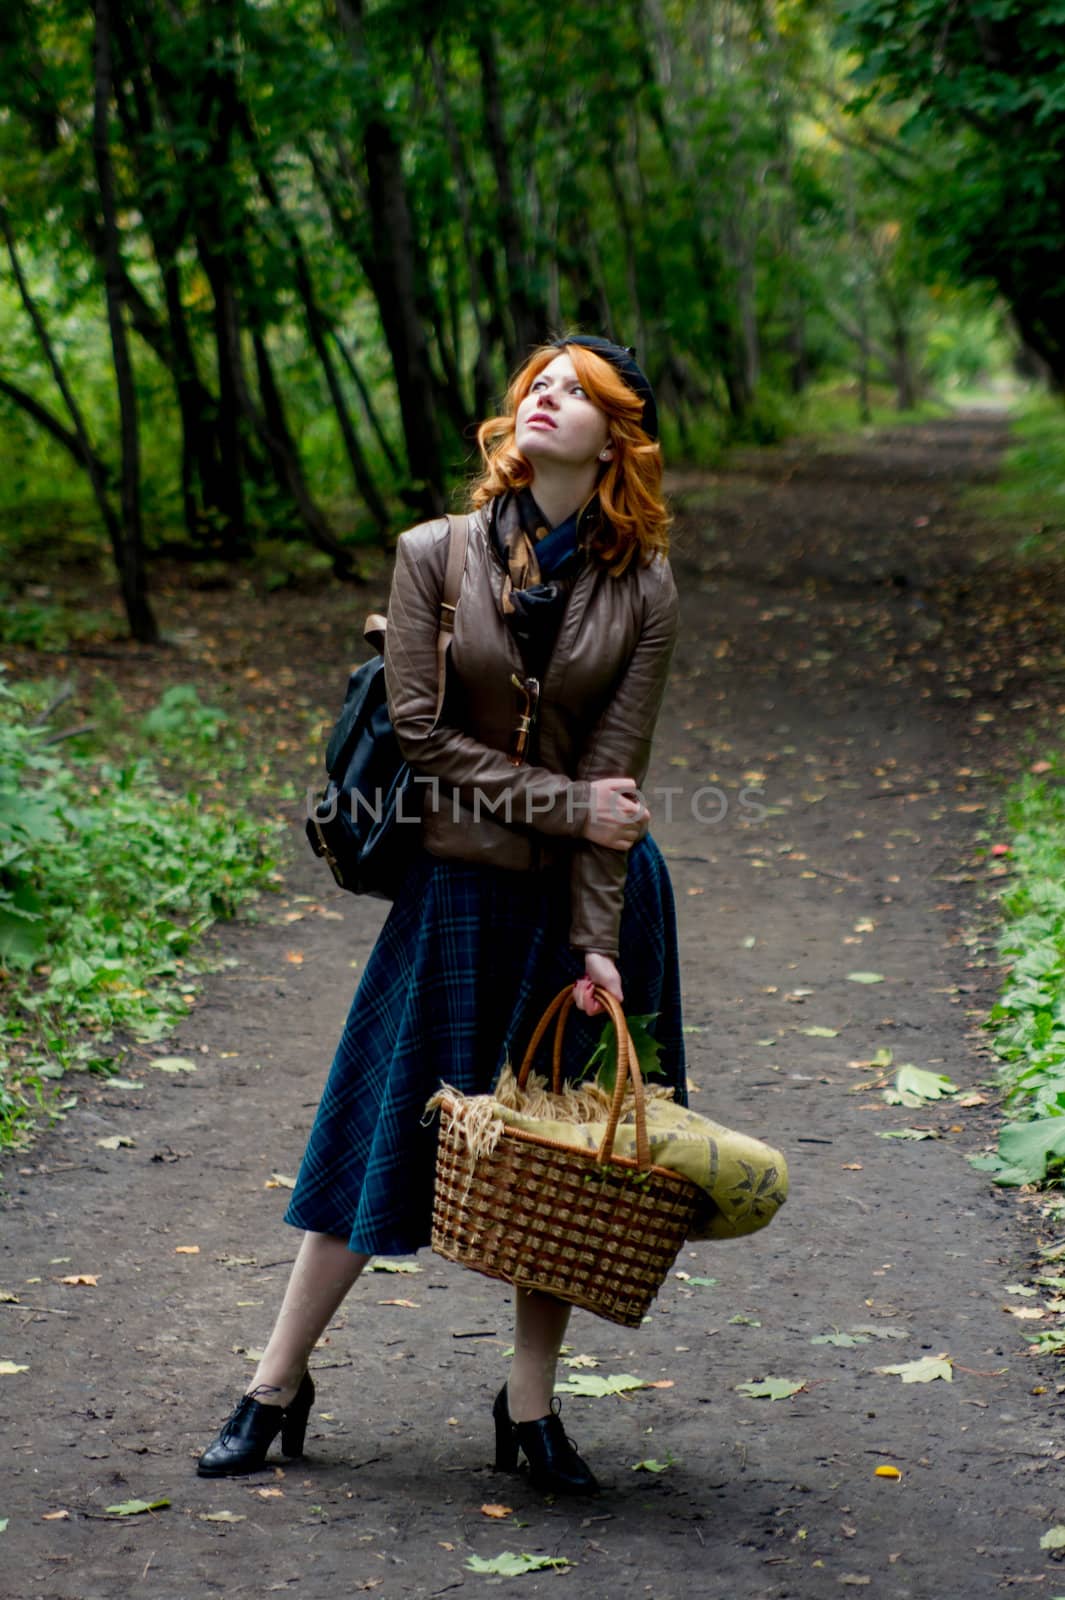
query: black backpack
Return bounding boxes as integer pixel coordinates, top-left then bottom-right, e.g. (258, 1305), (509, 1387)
(306, 514), (470, 899)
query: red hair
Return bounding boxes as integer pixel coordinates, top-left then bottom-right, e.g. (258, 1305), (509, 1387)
(469, 343), (670, 575)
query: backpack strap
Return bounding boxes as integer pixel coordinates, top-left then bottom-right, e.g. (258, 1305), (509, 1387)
(434, 512), (470, 720)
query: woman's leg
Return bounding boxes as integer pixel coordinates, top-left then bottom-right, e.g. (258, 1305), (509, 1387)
(245, 1230), (370, 1407)
(506, 1289), (572, 1421)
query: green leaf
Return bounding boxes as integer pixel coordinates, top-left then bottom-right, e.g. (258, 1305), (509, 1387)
(0, 1519), (7, 1533)
(365, 1259), (421, 1273)
(996, 1117), (1065, 1184)
(104, 1498), (170, 1516)
(735, 1378), (805, 1400)
(800, 1026), (839, 1038)
(199, 1510), (246, 1524)
(554, 1372), (646, 1398)
(1003, 1284), (1038, 1297)
(631, 1458), (671, 1472)
(883, 1066), (959, 1107)
(580, 1012), (664, 1093)
(810, 1331), (870, 1347)
(96, 1135), (135, 1150)
(729, 1313), (761, 1326)
(876, 1356), (952, 1384)
(847, 972), (885, 984)
(149, 1056), (197, 1074)
(465, 1552), (572, 1575)
(687, 1276), (718, 1288)
(1041, 1527), (1065, 1551)
(0, 1362), (28, 1375)
(876, 1128), (940, 1141)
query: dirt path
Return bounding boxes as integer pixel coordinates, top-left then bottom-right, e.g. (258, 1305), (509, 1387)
(5, 415), (1063, 1600)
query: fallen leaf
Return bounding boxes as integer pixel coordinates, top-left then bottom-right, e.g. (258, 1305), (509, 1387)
(376, 1298), (420, 1308)
(42, 1510), (70, 1520)
(847, 972), (885, 984)
(365, 1260), (421, 1274)
(555, 1372), (647, 1397)
(876, 1355), (953, 1383)
(264, 1174), (297, 1190)
(96, 1136), (135, 1150)
(149, 1056), (197, 1074)
(465, 1553), (571, 1576)
(480, 1504), (514, 1519)
(841, 1163), (863, 1171)
(0, 1361), (29, 1375)
(284, 951), (305, 965)
(810, 1332), (870, 1347)
(253, 1487), (284, 1500)
(875, 1464), (902, 1480)
(729, 1314), (761, 1327)
(562, 1353), (600, 1369)
(104, 1499), (170, 1516)
(1004, 1305), (1045, 1320)
(735, 1378), (806, 1400)
(0, 1519), (6, 1533)
(174, 1246), (200, 1256)
(1004, 1284), (1038, 1297)
(1040, 1526), (1065, 1551)
(645, 1379), (675, 1389)
(632, 1458), (672, 1472)
(199, 1510), (246, 1524)
(875, 1128), (940, 1141)
(800, 1026), (840, 1038)
(883, 1065), (959, 1107)
(58, 1274), (98, 1286)
(0, 1292), (17, 1304)
(438, 1541), (455, 1551)
(839, 1576), (871, 1586)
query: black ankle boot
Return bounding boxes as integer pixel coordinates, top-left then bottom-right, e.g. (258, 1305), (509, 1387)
(197, 1373), (315, 1477)
(492, 1384), (599, 1495)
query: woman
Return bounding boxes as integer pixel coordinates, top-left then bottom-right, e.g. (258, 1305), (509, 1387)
(197, 335), (685, 1495)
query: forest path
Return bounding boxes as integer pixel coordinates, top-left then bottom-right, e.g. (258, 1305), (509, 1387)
(6, 412), (1063, 1600)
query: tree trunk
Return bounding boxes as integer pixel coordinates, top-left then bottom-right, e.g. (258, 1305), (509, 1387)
(91, 0), (157, 643)
(244, 123), (390, 534)
(333, 0), (446, 514)
(476, 23), (547, 364)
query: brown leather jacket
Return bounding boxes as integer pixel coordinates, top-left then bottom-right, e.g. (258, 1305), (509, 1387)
(383, 502), (678, 957)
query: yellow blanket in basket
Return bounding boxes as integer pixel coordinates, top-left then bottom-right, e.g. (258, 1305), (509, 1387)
(460, 1071), (788, 1242)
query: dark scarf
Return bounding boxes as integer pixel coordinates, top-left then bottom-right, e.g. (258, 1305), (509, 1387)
(490, 487), (595, 682)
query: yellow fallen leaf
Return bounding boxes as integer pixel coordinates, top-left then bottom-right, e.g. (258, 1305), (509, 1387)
(0, 1292), (19, 1304)
(438, 1541), (455, 1551)
(284, 951), (305, 965)
(0, 1361), (29, 1375)
(42, 1510), (70, 1521)
(58, 1274), (98, 1286)
(265, 1174), (297, 1190)
(174, 1246), (200, 1256)
(1004, 1305), (1044, 1320)
(253, 1487), (283, 1499)
(875, 1465), (902, 1480)
(377, 1298), (420, 1308)
(480, 1504), (514, 1519)
(645, 1379), (675, 1389)
(841, 1163), (863, 1171)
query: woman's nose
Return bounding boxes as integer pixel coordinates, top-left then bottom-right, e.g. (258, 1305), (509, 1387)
(538, 385), (559, 407)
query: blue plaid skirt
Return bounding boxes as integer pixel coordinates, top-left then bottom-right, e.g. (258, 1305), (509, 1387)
(284, 833), (686, 1255)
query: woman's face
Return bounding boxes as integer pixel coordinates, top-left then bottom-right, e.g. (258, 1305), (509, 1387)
(513, 352), (614, 471)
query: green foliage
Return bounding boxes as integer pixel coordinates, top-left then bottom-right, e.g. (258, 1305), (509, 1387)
(0, 670), (282, 1146)
(977, 767), (1065, 1185)
(967, 403), (1065, 559)
(837, 0), (1065, 383)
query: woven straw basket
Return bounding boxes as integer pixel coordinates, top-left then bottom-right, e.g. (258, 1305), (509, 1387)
(430, 983), (702, 1328)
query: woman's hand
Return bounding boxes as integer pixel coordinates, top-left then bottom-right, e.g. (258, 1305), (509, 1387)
(582, 777), (650, 851)
(574, 953), (623, 1016)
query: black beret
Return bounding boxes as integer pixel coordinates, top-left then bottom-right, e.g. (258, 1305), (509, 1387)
(553, 333), (659, 442)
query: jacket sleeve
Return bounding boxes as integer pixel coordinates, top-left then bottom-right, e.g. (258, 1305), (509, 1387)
(568, 557), (679, 957)
(384, 526), (591, 837)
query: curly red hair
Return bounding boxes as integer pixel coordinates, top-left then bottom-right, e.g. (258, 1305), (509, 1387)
(469, 343), (670, 575)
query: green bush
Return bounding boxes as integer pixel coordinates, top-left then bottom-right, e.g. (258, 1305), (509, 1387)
(0, 670), (284, 1146)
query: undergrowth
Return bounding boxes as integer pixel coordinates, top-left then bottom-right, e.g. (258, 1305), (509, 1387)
(975, 765), (1065, 1187)
(0, 669), (284, 1147)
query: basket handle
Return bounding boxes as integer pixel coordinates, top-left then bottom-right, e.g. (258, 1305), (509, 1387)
(515, 983), (651, 1170)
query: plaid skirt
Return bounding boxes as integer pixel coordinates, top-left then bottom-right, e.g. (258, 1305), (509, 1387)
(284, 833), (686, 1256)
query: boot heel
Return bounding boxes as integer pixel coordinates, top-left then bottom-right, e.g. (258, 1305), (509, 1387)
(280, 1372), (315, 1458)
(492, 1385), (519, 1471)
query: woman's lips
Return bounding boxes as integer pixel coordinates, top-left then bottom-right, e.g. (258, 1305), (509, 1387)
(527, 413), (557, 429)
